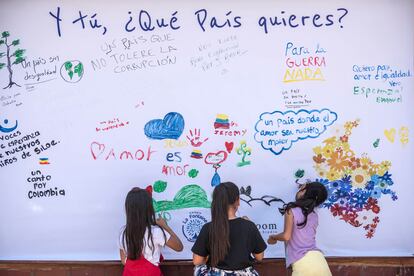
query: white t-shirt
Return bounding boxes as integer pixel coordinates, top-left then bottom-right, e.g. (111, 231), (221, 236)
(119, 225), (171, 266)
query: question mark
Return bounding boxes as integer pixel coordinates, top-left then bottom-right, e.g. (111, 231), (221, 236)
(337, 8), (348, 28)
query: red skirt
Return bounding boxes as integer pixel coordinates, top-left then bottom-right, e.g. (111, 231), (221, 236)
(123, 256), (163, 276)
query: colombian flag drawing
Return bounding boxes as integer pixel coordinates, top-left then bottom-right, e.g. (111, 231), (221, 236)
(214, 114), (230, 129)
(39, 158), (50, 165)
(191, 149), (203, 159)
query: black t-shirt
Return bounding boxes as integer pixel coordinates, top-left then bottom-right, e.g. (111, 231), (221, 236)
(191, 217), (267, 270)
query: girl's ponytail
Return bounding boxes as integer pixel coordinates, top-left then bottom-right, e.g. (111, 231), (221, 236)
(209, 182), (239, 267)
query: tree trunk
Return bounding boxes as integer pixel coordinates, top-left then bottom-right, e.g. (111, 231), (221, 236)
(3, 36), (20, 89)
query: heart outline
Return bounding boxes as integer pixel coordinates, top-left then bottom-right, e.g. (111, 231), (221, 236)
(204, 151), (228, 165)
(90, 142), (106, 160)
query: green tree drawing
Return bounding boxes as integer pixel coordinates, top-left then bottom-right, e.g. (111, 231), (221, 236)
(0, 31), (26, 89)
(236, 140), (252, 167)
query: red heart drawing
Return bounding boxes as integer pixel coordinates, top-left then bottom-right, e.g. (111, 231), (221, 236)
(225, 142), (234, 153)
(90, 142), (106, 160)
(204, 151), (228, 165)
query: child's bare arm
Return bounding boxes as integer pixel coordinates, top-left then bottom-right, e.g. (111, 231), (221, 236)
(267, 209), (293, 244)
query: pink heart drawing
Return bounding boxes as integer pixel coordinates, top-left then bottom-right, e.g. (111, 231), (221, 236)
(90, 142), (106, 160)
(225, 142), (234, 153)
(204, 151), (228, 165)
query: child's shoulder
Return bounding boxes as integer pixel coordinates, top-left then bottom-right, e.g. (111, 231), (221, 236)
(288, 206), (304, 217)
(151, 225), (164, 235)
(150, 225), (171, 243)
(235, 217), (257, 229)
(288, 206), (301, 213)
(289, 206), (319, 218)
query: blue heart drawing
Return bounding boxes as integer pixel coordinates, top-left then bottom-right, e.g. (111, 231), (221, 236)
(144, 112), (185, 140)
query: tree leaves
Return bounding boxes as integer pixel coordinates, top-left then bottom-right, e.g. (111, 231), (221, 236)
(13, 49), (25, 58)
(13, 57), (24, 65)
(0, 31), (23, 87)
(1, 31), (10, 38)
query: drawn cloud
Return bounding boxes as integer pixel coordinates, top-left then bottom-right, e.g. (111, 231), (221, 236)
(255, 108), (338, 155)
(144, 112), (185, 140)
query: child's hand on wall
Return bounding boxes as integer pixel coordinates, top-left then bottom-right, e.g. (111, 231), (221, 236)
(156, 216), (168, 229)
(267, 235), (278, 245)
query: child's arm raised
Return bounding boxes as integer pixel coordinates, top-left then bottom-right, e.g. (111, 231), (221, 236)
(267, 209), (293, 244)
(156, 217), (184, 252)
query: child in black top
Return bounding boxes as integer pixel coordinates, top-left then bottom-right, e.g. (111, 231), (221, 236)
(191, 182), (267, 275)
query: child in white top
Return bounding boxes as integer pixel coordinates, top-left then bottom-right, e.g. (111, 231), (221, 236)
(119, 187), (183, 276)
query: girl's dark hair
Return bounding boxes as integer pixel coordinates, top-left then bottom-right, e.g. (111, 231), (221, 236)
(280, 182), (328, 228)
(121, 187), (165, 260)
(209, 182), (240, 267)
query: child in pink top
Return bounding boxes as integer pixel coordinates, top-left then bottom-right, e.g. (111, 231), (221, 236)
(268, 182), (332, 276)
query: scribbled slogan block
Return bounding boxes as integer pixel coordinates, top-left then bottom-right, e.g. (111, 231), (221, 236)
(255, 109), (337, 155)
(352, 64), (412, 104)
